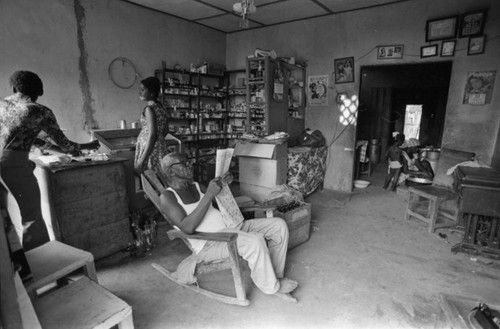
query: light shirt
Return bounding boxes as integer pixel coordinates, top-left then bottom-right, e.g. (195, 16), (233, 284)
(167, 182), (226, 253)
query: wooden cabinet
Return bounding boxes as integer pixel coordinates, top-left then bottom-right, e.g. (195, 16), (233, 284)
(245, 57), (306, 143)
(33, 159), (130, 260)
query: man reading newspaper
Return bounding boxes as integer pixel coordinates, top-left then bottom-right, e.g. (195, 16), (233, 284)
(158, 151), (299, 302)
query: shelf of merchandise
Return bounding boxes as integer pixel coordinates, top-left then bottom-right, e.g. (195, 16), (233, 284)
(245, 57), (306, 143)
(224, 69), (248, 182)
(155, 68), (230, 184)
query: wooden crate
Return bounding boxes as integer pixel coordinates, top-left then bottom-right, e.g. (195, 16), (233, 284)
(275, 202), (311, 249)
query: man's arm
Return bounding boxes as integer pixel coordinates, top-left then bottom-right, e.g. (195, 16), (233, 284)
(159, 178), (223, 234)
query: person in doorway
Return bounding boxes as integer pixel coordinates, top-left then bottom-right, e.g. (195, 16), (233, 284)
(158, 152), (299, 302)
(134, 76), (170, 175)
(397, 138), (434, 186)
(383, 132), (405, 191)
(0, 70), (100, 250)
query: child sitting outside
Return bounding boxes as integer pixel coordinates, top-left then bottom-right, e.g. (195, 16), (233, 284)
(383, 132), (405, 191)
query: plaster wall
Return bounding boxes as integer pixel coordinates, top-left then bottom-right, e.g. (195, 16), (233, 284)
(0, 0), (226, 141)
(227, 0), (500, 191)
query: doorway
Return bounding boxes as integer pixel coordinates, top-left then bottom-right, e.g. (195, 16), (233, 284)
(357, 62), (452, 161)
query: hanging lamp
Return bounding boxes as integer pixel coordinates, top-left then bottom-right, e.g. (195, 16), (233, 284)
(232, 0), (256, 28)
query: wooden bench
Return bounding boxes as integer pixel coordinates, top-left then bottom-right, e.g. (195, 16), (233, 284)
(25, 240), (98, 299)
(405, 185), (458, 233)
(1, 212), (134, 329)
(33, 276), (133, 329)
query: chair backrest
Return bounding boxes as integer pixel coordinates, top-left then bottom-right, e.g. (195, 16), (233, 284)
(141, 170), (172, 225)
(432, 148), (475, 189)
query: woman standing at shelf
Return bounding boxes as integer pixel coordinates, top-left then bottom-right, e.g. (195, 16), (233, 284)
(134, 76), (170, 174)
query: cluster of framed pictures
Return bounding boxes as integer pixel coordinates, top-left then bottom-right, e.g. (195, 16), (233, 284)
(423, 11), (487, 58)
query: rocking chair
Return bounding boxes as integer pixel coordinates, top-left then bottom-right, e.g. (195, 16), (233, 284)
(141, 169), (274, 306)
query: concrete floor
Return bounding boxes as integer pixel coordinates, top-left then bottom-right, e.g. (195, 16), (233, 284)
(96, 164), (500, 329)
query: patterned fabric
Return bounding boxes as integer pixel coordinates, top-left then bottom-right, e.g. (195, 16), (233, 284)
(0, 94), (79, 153)
(356, 140), (369, 163)
(134, 100), (170, 172)
(287, 146), (328, 197)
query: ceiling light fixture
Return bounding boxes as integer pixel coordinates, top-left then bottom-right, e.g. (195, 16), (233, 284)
(233, 0), (256, 28)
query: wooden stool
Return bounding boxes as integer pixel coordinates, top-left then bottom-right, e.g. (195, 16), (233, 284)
(405, 185), (458, 233)
(25, 240), (97, 298)
(33, 276), (134, 329)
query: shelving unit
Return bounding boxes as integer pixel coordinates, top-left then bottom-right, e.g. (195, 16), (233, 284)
(245, 57), (306, 143)
(155, 67), (243, 184)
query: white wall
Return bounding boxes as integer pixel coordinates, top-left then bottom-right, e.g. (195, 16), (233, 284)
(0, 0), (226, 141)
(226, 0), (500, 191)
(1, 0), (498, 192)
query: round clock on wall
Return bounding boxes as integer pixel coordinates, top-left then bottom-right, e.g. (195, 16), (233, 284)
(108, 57), (138, 89)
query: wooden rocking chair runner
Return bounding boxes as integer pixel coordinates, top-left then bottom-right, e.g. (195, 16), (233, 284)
(141, 169), (274, 307)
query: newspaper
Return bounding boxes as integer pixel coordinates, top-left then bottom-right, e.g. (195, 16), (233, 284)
(214, 149), (244, 228)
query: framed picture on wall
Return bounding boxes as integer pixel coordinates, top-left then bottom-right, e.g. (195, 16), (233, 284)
(334, 57), (354, 84)
(377, 45), (404, 59)
(307, 75), (329, 106)
(463, 70), (496, 105)
(426, 15), (458, 42)
(459, 11), (486, 38)
(467, 35), (486, 55)
(441, 40), (456, 57)
(420, 45), (438, 58)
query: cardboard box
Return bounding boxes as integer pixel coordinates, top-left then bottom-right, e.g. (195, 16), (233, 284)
(275, 202), (312, 250)
(238, 157), (287, 188)
(234, 142), (287, 160)
(235, 141), (287, 186)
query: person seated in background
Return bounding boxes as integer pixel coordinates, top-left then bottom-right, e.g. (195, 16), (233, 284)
(158, 152), (299, 302)
(0, 70), (100, 250)
(397, 138), (434, 186)
(383, 132), (405, 191)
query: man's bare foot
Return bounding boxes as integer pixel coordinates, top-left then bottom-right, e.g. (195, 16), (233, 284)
(278, 277), (298, 293)
(275, 292), (297, 303)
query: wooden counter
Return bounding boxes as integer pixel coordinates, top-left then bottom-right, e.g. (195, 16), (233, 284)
(32, 157), (130, 260)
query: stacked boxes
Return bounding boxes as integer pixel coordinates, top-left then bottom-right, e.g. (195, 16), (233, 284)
(234, 142), (288, 202)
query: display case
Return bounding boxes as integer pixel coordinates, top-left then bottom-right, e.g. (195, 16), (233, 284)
(245, 57), (306, 143)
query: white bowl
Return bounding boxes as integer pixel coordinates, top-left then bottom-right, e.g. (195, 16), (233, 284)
(354, 180), (370, 189)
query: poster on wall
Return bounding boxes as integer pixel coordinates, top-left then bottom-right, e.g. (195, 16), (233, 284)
(307, 75), (328, 106)
(462, 70), (496, 105)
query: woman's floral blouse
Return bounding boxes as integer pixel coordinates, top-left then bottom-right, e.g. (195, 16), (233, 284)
(0, 94), (79, 153)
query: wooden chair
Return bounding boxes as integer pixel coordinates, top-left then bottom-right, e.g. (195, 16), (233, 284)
(356, 141), (371, 178)
(405, 148), (475, 233)
(141, 169), (274, 306)
(25, 240), (98, 299)
(1, 211), (134, 329)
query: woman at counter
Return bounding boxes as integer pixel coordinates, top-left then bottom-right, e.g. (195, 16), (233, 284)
(0, 70), (99, 250)
(134, 76), (170, 174)
(397, 138), (434, 186)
